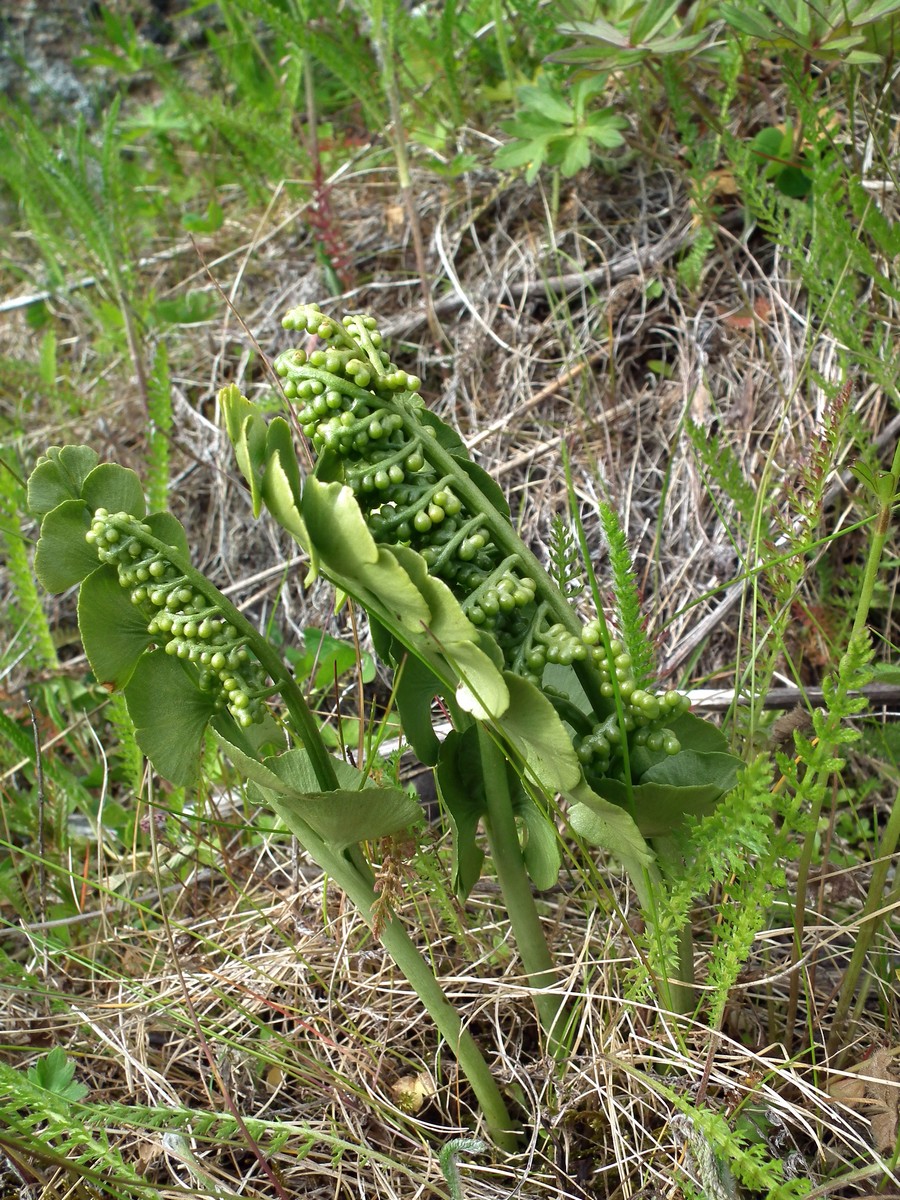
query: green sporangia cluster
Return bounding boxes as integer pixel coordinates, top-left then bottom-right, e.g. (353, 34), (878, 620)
(274, 304), (689, 775)
(86, 508), (268, 728)
(276, 307), (565, 675)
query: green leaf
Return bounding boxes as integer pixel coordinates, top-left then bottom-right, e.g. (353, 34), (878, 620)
(261, 749), (421, 848)
(302, 478), (431, 633)
(845, 48), (886, 63)
(34, 499), (96, 592)
(593, 751), (741, 837)
(436, 728), (486, 898)
(571, 72), (610, 113)
(27, 1047), (88, 1104)
(631, 0), (681, 42)
(642, 749), (740, 790)
(628, 711), (730, 778)
(213, 728), (289, 792)
(776, 166), (813, 198)
(125, 650), (219, 786)
(851, 461), (895, 504)
(512, 788), (560, 891)
(81, 463), (145, 518)
(391, 546), (509, 720)
(393, 652), (445, 765)
(146, 511), (190, 557)
(220, 384), (268, 516)
(181, 199), (224, 235)
(557, 16), (630, 47)
(494, 138), (550, 173)
(78, 564), (153, 688)
(501, 673), (582, 793)
(261, 418), (314, 566)
(584, 115), (627, 149)
(286, 626), (375, 694)
(560, 133), (592, 176)
(154, 290), (219, 325)
(500, 112), (562, 138)
(517, 84), (574, 126)
(567, 778), (654, 876)
(719, 5), (780, 37)
(27, 445), (99, 517)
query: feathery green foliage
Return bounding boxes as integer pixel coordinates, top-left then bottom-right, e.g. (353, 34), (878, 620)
(547, 512), (585, 601)
(0, 98), (145, 307)
(0, 463), (57, 670)
(684, 418), (761, 538)
(0, 1051), (151, 1197)
(598, 501), (655, 688)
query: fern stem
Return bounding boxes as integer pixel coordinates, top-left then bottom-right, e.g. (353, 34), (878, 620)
(269, 790), (520, 1150)
(477, 725), (568, 1055)
(121, 529), (518, 1146)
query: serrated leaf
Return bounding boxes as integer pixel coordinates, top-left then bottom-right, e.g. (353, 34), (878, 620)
(81, 462), (145, 518)
(78, 564), (153, 688)
(517, 85), (575, 125)
(500, 112), (562, 138)
(125, 650), (218, 786)
(560, 133), (591, 176)
(494, 138), (551, 172)
(34, 499), (96, 592)
(584, 117), (627, 149)
(27, 445), (99, 517)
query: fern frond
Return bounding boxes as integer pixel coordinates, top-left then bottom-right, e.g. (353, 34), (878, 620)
(598, 502), (655, 686)
(106, 692), (143, 795)
(0, 1057), (150, 1198)
(223, 0), (385, 127)
(547, 514), (584, 602)
(684, 418), (760, 536)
